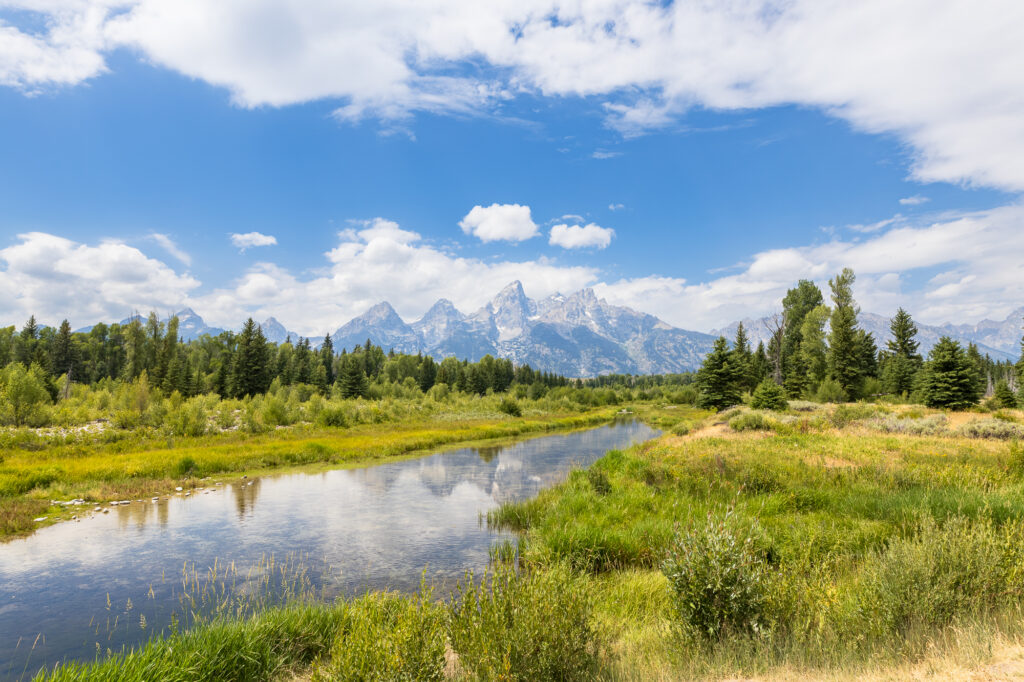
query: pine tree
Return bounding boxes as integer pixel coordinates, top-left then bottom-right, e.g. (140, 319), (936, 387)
(696, 337), (742, 410)
(881, 308), (922, 396)
(338, 357), (369, 399)
(732, 323), (754, 391)
(993, 379), (1017, 408)
(919, 337), (980, 409)
(50, 319), (78, 379)
(750, 377), (788, 411)
(15, 315), (39, 365)
(965, 343), (987, 398)
(750, 341), (770, 385)
(826, 268), (862, 398)
(320, 335), (335, 385)
(418, 355), (437, 392)
(231, 318), (271, 398)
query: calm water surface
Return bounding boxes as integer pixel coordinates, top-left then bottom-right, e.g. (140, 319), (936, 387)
(0, 420), (657, 678)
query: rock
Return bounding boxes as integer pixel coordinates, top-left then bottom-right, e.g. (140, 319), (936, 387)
(175, 487), (183, 492)
(33, 517), (47, 522)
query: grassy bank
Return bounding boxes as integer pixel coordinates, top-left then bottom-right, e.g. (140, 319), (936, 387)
(491, 402), (1024, 679)
(23, 401), (1024, 680)
(1, 400), (616, 539)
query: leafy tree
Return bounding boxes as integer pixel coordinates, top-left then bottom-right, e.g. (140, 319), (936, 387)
(750, 378), (788, 411)
(918, 337), (980, 409)
(798, 304), (829, 392)
(826, 268), (862, 398)
(696, 337), (742, 410)
(0, 362), (51, 426)
(781, 280), (824, 374)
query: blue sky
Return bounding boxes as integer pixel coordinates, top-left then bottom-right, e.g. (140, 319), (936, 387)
(1, 1), (1022, 336)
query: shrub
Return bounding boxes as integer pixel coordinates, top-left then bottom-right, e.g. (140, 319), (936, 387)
(167, 398), (208, 437)
(448, 565), (599, 681)
(957, 418), (1024, 440)
(868, 414), (947, 436)
(750, 379), (788, 411)
(829, 403), (879, 428)
(313, 589), (446, 682)
(315, 405), (348, 428)
(814, 378), (847, 404)
(729, 411), (773, 432)
(260, 396), (293, 426)
(670, 422), (692, 436)
(497, 397), (522, 417)
(662, 511), (769, 640)
(856, 517), (1007, 638)
(174, 456), (200, 478)
(586, 467), (612, 495)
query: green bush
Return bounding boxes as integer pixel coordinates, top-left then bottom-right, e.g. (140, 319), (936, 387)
(662, 511), (769, 640)
(856, 517), (1008, 638)
(313, 589), (446, 682)
(174, 456), (200, 478)
(315, 405), (348, 428)
(448, 565), (600, 681)
(728, 411), (773, 432)
(829, 403), (879, 428)
(814, 378), (847, 404)
(750, 379), (788, 411)
(497, 397), (522, 417)
(586, 467), (612, 495)
(868, 414), (947, 436)
(260, 396), (293, 426)
(167, 398), (209, 437)
(670, 421), (692, 436)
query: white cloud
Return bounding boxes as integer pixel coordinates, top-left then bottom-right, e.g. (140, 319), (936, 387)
(608, 203), (625, 211)
(458, 203), (538, 243)
(230, 231), (278, 251)
(899, 195), (930, 206)
(0, 232), (199, 327)
(549, 223), (614, 250)
(4, 1), (1024, 189)
(596, 204), (1024, 330)
(149, 232), (190, 265)
(591, 149), (621, 159)
(194, 217), (596, 335)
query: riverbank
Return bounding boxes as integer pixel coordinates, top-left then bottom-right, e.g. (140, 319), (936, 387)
(22, 401), (1024, 680)
(1, 402), (619, 539)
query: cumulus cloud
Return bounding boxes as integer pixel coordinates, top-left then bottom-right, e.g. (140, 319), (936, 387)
(899, 195), (930, 206)
(608, 203), (625, 211)
(230, 231), (278, 251)
(194, 217), (596, 335)
(0, 232), (199, 327)
(458, 203), (539, 243)
(596, 204), (1024, 330)
(4, 1), (1024, 189)
(549, 223), (615, 249)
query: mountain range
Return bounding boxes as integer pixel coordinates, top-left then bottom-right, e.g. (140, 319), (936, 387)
(66, 284), (1020, 375)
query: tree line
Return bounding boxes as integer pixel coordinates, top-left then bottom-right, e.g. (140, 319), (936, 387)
(0, 312), (571, 408)
(696, 268), (1024, 410)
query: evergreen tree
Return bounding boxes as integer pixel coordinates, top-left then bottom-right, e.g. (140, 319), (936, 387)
(231, 318), (271, 397)
(750, 342), (770, 385)
(320, 334), (335, 385)
(750, 377), (788, 411)
(826, 268), (862, 398)
(966, 343), (988, 398)
(418, 355), (438, 392)
(918, 337), (980, 409)
(881, 308), (922, 396)
(696, 337), (742, 410)
(338, 357), (369, 399)
(1017, 319), (1024, 403)
(732, 323), (754, 391)
(15, 315), (40, 365)
(993, 379), (1017, 408)
(50, 319), (78, 379)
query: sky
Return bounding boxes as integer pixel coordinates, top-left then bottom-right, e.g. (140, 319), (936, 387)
(1, 0), (1023, 337)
